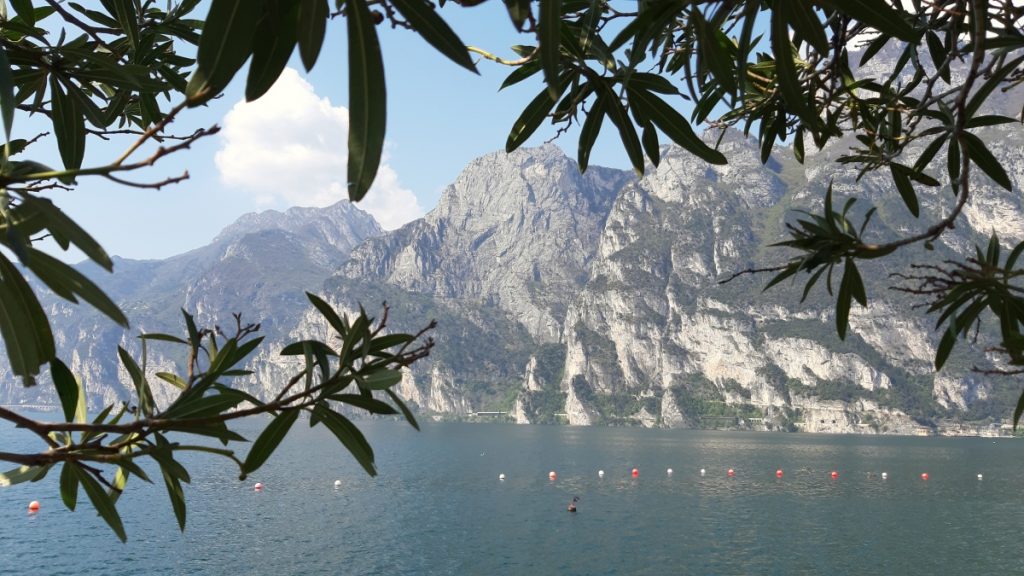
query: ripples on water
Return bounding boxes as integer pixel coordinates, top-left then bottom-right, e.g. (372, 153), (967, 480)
(2, 419), (1024, 575)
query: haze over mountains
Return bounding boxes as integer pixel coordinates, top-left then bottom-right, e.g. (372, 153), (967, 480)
(5, 112), (1023, 435)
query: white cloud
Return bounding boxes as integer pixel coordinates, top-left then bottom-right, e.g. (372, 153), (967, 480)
(215, 67), (424, 229)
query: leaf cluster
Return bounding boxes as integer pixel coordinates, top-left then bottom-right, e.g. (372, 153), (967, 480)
(0, 293), (434, 540)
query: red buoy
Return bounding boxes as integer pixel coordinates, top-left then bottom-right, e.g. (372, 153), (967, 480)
(921, 473), (929, 481)
(631, 468), (639, 477)
(27, 501), (39, 512)
(727, 468), (735, 477)
(776, 469), (784, 478)
(831, 471), (839, 479)
(254, 482), (263, 491)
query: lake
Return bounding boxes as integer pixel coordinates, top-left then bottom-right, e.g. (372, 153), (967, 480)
(2, 418), (1024, 575)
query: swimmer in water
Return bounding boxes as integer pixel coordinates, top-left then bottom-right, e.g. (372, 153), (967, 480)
(568, 496), (579, 512)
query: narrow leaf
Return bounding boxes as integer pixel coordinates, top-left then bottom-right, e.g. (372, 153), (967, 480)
(243, 408), (299, 473)
(76, 467), (127, 542)
(392, 0), (477, 73)
(297, 0), (329, 71)
(347, 0), (387, 202)
(50, 358), (78, 423)
(539, 0), (562, 100)
(961, 131), (1012, 191)
(186, 0), (264, 104)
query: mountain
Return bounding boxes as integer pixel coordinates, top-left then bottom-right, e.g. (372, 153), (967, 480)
(3, 127), (1023, 436)
(1, 201), (381, 407)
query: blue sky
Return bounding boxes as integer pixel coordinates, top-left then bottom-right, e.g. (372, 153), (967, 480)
(39, 3), (639, 261)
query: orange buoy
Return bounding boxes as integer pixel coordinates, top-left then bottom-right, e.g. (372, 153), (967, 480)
(831, 471), (839, 479)
(727, 468), (735, 477)
(27, 501), (39, 512)
(548, 471), (557, 480)
(921, 473), (929, 481)
(631, 468), (639, 477)
(776, 469), (784, 478)
(254, 482), (263, 491)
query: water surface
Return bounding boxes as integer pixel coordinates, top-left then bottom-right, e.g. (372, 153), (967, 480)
(2, 419), (1022, 574)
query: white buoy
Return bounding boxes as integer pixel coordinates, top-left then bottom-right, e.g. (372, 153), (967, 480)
(499, 473), (506, 481)
(333, 479), (341, 488)
(881, 472), (888, 480)
(598, 470), (605, 478)
(254, 482), (263, 491)
(548, 471), (557, 480)
(977, 474), (983, 481)
(700, 468), (706, 476)
(667, 468), (673, 476)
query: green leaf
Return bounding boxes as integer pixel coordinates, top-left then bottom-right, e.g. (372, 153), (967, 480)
(386, 389), (419, 430)
(312, 404), (377, 476)
(347, 0), (387, 202)
(306, 292), (347, 337)
(641, 123), (660, 168)
(889, 164), (920, 217)
(771, 2), (816, 128)
(812, 0), (917, 41)
(0, 46), (15, 142)
(693, 9), (737, 96)
(60, 462), (80, 511)
(358, 368), (402, 390)
(76, 466), (127, 542)
(787, 0), (828, 54)
(139, 333), (188, 345)
(243, 408), (299, 474)
(297, 0), (329, 71)
(0, 464), (48, 486)
(503, 0), (531, 31)
(577, 93), (604, 172)
(118, 345), (154, 416)
(49, 76), (85, 171)
(926, 31), (950, 83)
(10, 0), (35, 26)
(626, 88), (727, 165)
(392, 0), (477, 73)
(186, 0), (265, 105)
(500, 60), (542, 90)
(111, 0), (140, 50)
(161, 466), (187, 532)
(16, 196), (113, 270)
(328, 393), (399, 415)
(961, 131), (1012, 191)
(597, 85), (643, 175)
(836, 267), (853, 340)
(1014, 390), (1024, 430)
(844, 258), (867, 306)
(23, 247), (128, 326)
(539, 0), (562, 99)
(50, 358), (79, 423)
(506, 79), (565, 152)
(933, 322), (958, 370)
(246, 2), (299, 101)
(966, 55), (1024, 119)
(0, 252), (55, 383)
(280, 339), (337, 357)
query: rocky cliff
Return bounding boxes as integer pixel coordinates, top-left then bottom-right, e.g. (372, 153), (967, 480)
(3, 131), (1023, 436)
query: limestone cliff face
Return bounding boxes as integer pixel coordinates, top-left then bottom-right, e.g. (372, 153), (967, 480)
(342, 144), (628, 341)
(3, 135), (1022, 436)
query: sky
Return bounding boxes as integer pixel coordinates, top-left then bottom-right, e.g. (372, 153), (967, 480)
(37, 3), (638, 261)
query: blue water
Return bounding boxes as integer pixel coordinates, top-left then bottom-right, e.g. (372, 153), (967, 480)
(2, 418), (1024, 574)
